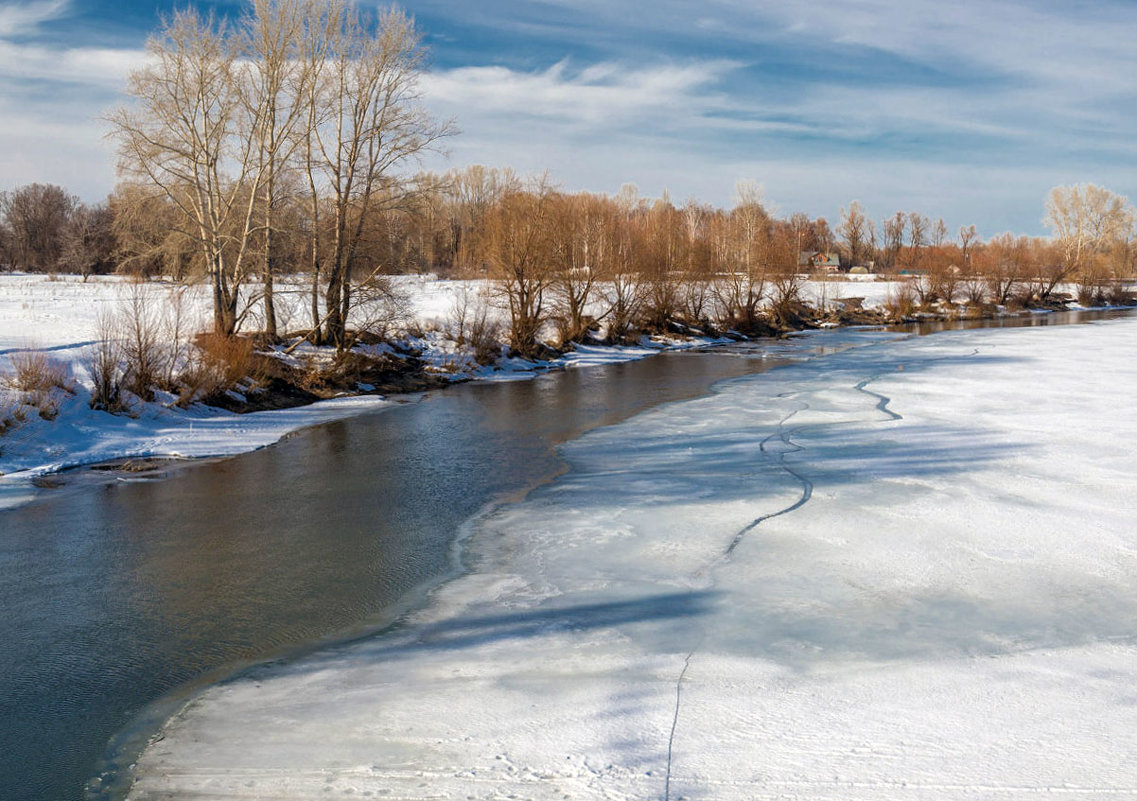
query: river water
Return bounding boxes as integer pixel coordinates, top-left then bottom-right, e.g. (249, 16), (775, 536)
(0, 310), (1128, 801)
(0, 344), (810, 801)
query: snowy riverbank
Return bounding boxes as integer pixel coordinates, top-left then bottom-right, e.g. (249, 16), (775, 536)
(0, 273), (758, 511)
(126, 314), (1137, 799)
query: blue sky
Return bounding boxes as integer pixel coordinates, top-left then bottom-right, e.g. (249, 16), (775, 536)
(3, 0), (1136, 237)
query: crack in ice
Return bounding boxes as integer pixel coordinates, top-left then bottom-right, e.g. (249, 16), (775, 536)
(662, 350), (965, 797)
(665, 396), (815, 799)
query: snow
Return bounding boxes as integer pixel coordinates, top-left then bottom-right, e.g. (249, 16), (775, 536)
(0, 274), (394, 510)
(2, 273), (899, 511)
(126, 314), (1137, 800)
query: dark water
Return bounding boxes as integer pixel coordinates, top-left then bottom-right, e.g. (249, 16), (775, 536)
(0, 308), (1130, 801)
(0, 349), (790, 801)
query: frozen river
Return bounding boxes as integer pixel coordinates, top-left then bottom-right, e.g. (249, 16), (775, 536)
(124, 310), (1137, 801)
(1, 310), (1131, 801)
(2, 335), (833, 801)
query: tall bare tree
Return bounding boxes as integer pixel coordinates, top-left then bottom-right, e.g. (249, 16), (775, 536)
(302, 3), (451, 349)
(238, 0), (317, 338)
(838, 200), (870, 267)
(476, 185), (555, 357)
(881, 211), (906, 272)
(109, 9), (263, 336)
(1043, 184), (1135, 288)
(549, 192), (607, 345)
(714, 184), (770, 332)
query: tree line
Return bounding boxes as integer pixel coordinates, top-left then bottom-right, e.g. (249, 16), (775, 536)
(4, 171), (1135, 356)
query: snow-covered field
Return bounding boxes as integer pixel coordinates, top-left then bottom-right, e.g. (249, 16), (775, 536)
(125, 314), (1137, 800)
(0, 275), (393, 510)
(0, 273), (899, 511)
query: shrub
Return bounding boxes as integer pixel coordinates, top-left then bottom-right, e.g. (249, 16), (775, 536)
(85, 317), (126, 412)
(2, 351), (74, 422)
(884, 281), (918, 319)
(0, 386), (28, 449)
(7, 350), (72, 394)
(446, 285), (503, 365)
(351, 275), (412, 343)
(118, 283), (166, 400)
(175, 334), (269, 406)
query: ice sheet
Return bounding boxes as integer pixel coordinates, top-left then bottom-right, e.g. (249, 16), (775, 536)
(126, 315), (1137, 800)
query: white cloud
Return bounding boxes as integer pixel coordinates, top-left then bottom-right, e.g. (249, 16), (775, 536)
(0, 0), (68, 37)
(415, 45), (1137, 235)
(422, 59), (737, 128)
(0, 40), (144, 88)
(0, 0), (145, 199)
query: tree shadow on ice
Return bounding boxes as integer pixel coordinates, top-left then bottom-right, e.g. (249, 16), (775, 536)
(266, 591), (719, 673)
(702, 576), (1137, 671)
(543, 422), (1024, 511)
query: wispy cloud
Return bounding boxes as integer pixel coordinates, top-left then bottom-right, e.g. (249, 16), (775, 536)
(423, 59), (737, 128)
(1, 0), (1135, 234)
(0, 1), (143, 198)
(404, 0), (1137, 232)
(0, 0), (69, 37)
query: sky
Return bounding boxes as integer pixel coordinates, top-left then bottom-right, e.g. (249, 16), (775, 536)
(2, 0), (1136, 237)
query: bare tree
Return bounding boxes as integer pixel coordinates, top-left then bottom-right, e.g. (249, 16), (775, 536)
(982, 232), (1029, 306)
(301, 3), (451, 349)
(109, 9), (261, 336)
(838, 200), (870, 267)
(238, 0), (317, 339)
(906, 212), (929, 270)
(881, 211), (906, 272)
(639, 196), (685, 331)
(1043, 184), (1135, 297)
(59, 202), (116, 279)
(931, 217), (949, 248)
(475, 185), (555, 357)
(714, 184), (770, 332)
(109, 182), (200, 278)
(599, 201), (643, 344)
(678, 198), (715, 327)
(549, 193), (607, 345)
(958, 224), (977, 264)
(0, 183), (77, 271)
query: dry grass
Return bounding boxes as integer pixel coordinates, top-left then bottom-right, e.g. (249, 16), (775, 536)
(0, 386), (28, 448)
(7, 350), (73, 394)
(175, 333), (270, 406)
(2, 351), (75, 423)
(883, 281), (918, 319)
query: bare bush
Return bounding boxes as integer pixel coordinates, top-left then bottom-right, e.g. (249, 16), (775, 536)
(85, 314), (126, 412)
(176, 334), (269, 406)
(2, 349), (74, 421)
(351, 275), (413, 343)
(118, 283), (166, 400)
(601, 272), (643, 344)
(7, 350), (72, 393)
(161, 284), (192, 388)
(884, 280), (918, 319)
(446, 284), (503, 364)
(0, 385), (29, 446)
(962, 275), (988, 306)
(768, 271), (809, 328)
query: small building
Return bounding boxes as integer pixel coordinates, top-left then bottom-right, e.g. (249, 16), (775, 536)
(798, 251), (842, 272)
